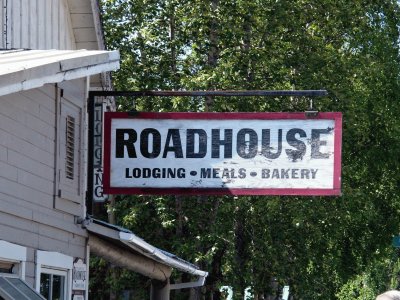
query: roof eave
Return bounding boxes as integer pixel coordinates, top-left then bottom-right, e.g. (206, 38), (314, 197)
(0, 49), (120, 97)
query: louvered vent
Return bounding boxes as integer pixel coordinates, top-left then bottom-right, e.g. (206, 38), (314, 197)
(65, 115), (75, 180)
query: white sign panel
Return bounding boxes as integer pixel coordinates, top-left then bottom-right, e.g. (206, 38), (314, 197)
(72, 259), (87, 290)
(103, 112), (342, 195)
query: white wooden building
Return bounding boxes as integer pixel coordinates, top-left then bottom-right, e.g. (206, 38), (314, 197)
(0, 1), (206, 299)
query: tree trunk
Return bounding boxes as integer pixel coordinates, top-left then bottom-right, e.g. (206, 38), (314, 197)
(242, 11), (254, 85)
(169, 6), (178, 88)
(234, 205), (247, 300)
(205, 0), (219, 112)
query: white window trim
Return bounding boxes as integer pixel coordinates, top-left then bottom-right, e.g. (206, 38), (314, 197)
(36, 250), (73, 299)
(0, 240), (27, 279)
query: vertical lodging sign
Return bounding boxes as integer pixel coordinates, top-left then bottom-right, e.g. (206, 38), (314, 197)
(92, 103), (108, 202)
(103, 112), (342, 196)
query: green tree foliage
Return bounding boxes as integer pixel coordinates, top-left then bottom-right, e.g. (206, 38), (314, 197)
(96, 0), (400, 299)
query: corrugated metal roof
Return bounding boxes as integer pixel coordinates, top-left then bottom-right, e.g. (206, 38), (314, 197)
(0, 49), (120, 96)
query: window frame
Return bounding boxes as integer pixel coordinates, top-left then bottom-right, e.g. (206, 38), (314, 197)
(39, 268), (68, 300)
(0, 241), (27, 279)
(35, 251), (72, 300)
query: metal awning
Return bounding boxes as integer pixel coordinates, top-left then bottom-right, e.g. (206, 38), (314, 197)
(0, 275), (45, 300)
(0, 49), (120, 97)
(86, 219), (208, 288)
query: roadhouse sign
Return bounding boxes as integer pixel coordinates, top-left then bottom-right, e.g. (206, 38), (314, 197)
(103, 112), (342, 196)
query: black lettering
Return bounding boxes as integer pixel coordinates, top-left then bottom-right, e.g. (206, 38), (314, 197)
(186, 129), (207, 158)
(125, 168), (186, 179)
(132, 168), (141, 178)
(200, 168), (212, 178)
(167, 168), (176, 177)
(94, 122), (102, 135)
(272, 169), (280, 179)
(140, 128), (161, 158)
(163, 129), (183, 158)
(261, 129), (282, 159)
(143, 168), (151, 178)
(301, 169), (310, 179)
(280, 169), (290, 179)
(291, 169), (299, 179)
(285, 128), (306, 162)
(237, 128), (258, 159)
(94, 172), (102, 185)
(238, 168), (246, 178)
(94, 147), (102, 161)
(213, 168), (220, 178)
(212, 129), (232, 158)
(222, 168), (230, 178)
(177, 168), (185, 178)
(262, 169), (270, 178)
(94, 186), (103, 198)
(94, 134), (102, 146)
(311, 129), (331, 159)
(94, 107), (102, 121)
(311, 169), (318, 179)
(153, 168), (161, 178)
(116, 129), (137, 158)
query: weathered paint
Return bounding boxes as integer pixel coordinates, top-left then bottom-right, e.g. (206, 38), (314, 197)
(103, 112), (342, 196)
(0, 81), (88, 287)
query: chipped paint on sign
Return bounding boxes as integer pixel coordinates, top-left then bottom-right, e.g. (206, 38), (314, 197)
(103, 112), (342, 196)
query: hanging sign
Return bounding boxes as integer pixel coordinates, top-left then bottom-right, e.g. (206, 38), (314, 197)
(103, 112), (342, 196)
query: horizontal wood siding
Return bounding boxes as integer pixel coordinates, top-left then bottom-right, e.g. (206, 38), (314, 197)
(0, 83), (87, 284)
(1, 0), (76, 50)
(0, 1), (3, 48)
(69, 0), (99, 50)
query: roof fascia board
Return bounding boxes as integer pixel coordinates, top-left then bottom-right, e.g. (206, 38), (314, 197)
(0, 62), (119, 97)
(60, 51), (119, 71)
(64, 61), (120, 80)
(0, 50), (119, 97)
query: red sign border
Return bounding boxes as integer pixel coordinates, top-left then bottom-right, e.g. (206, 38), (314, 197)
(103, 112), (342, 196)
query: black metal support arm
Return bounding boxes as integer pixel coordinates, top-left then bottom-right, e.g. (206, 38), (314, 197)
(86, 89), (328, 215)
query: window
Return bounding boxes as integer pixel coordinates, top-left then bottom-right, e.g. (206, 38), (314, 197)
(0, 241), (26, 279)
(0, 242), (38, 299)
(0, 262), (14, 274)
(40, 269), (67, 300)
(35, 251), (72, 300)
